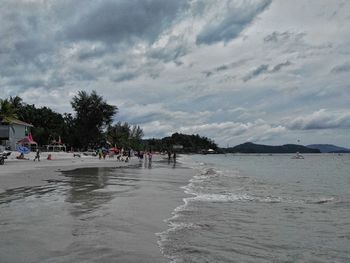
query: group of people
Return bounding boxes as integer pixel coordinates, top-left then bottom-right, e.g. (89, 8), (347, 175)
(16, 149), (41, 161)
(136, 151), (153, 162)
(167, 150), (177, 162)
(96, 148), (108, 160)
(96, 147), (131, 162)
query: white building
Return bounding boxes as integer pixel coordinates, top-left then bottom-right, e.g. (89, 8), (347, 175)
(0, 118), (33, 150)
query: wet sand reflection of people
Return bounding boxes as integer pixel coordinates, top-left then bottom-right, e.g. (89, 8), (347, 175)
(147, 152), (152, 169)
(167, 150), (171, 163)
(64, 167), (112, 216)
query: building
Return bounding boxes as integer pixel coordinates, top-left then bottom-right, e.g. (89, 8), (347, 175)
(0, 118), (34, 150)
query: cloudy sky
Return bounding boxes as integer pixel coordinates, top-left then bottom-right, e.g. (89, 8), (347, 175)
(1, 0), (350, 147)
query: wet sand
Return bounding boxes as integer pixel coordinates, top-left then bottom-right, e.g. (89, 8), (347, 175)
(0, 152), (137, 193)
(0, 155), (193, 263)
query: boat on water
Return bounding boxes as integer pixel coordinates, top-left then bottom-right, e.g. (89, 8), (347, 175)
(291, 152), (304, 159)
(201, 149), (216, 154)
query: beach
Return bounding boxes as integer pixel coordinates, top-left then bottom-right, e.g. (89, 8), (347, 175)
(3, 153), (349, 262)
(0, 151), (139, 193)
(0, 152), (193, 263)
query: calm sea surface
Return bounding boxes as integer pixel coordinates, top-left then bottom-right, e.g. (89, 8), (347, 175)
(158, 154), (350, 262)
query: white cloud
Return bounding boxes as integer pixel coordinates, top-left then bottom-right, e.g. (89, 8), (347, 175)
(283, 109), (350, 130)
(1, 0), (350, 147)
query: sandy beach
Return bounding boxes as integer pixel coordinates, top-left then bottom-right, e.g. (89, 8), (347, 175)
(0, 151), (138, 193)
(0, 152), (193, 263)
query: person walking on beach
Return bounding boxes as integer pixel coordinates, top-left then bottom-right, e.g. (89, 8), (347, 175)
(33, 149), (40, 162)
(167, 150), (171, 160)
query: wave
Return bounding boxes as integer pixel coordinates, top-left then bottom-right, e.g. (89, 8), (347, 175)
(306, 197), (336, 204)
(157, 154), (348, 262)
(156, 221), (202, 263)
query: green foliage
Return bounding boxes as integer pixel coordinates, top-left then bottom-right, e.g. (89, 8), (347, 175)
(1, 94), (215, 153)
(17, 104), (66, 146)
(0, 98), (18, 121)
(71, 90), (118, 149)
(106, 122), (144, 150)
(143, 132), (218, 153)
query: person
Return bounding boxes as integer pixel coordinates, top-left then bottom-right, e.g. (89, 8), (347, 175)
(16, 153), (29, 160)
(33, 149), (40, 162)
(167, 150), (171, 160)
(173, 152), (176, 162)
(17, 153), (24, 159)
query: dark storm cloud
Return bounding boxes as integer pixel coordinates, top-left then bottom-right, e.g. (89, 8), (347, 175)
(216, 65), (229, 71)
(263, 31), (306, 43)
(77, 47), (108, 61)
(242, 61), (292, 81)
(202, 59), (251, 77)
(196, 0), (271, 45)
(203, 71), (213, 77)
(147, 36), (189, 63)
(6, 74), (65, 90)
(243, 64), (269, 81)
(66, 0), (189, 45)
(331, 62), (350, 74)
(112, 72), (139, 82)
(1, 0), (192, 94)
(271, 61), (292, 72)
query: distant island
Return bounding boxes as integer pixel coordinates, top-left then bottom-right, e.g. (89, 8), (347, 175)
(224, 142), (320, 154)
(142, 137), (350, 154)
(306, 144), (350, 153)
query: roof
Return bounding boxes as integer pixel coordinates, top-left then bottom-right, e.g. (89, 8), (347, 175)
(8, 118), (33, 127)
(17, 137), (37, 145)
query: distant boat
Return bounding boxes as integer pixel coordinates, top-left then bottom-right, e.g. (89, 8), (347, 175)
(201, 149), (216, 154)
(291, 152), (304, 159)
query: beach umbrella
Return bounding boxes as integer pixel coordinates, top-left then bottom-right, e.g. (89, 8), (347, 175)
(16, 145), (30, 154)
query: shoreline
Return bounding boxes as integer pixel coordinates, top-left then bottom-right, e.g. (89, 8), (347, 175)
(0, 152), (194, 262)
(0, 151), (138, 193)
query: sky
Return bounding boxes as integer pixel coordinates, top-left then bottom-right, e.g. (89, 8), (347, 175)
(1, 0), (350, 147)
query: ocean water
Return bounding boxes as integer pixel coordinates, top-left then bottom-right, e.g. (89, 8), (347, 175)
(1, 155), (349, 262)
(0, 162), (191, 263)
(158, 154), (350, 262)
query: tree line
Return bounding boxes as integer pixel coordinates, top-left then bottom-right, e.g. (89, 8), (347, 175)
(1, 90), (218, 152)
(144, 132), (218, 153)
(0, 91), (143, 151)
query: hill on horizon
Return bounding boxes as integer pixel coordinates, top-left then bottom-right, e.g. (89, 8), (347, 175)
(306, 144), (350, 153)
(225, 142), (320, 154)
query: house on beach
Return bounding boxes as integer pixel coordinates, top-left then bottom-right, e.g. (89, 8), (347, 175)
(0, 118), (36, 150)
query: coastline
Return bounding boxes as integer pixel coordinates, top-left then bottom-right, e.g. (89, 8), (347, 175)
(0, 151), (138, 193)
(0, 152), (195, 262)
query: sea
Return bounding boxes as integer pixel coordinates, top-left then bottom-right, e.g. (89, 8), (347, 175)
(158, 153), (350, 262)
(0, 154), (349, 262)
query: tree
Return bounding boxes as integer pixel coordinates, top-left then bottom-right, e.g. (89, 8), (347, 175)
(106, 122), (144, 150)
(142, 132), (218, 153)
(130, 125), (144, 150)
(0, 98), (18, 121)
(71, 90), (118, 149)
(17, 104), (66, 146)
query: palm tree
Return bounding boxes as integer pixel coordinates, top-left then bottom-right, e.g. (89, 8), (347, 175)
(0, 99), (18, 123)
